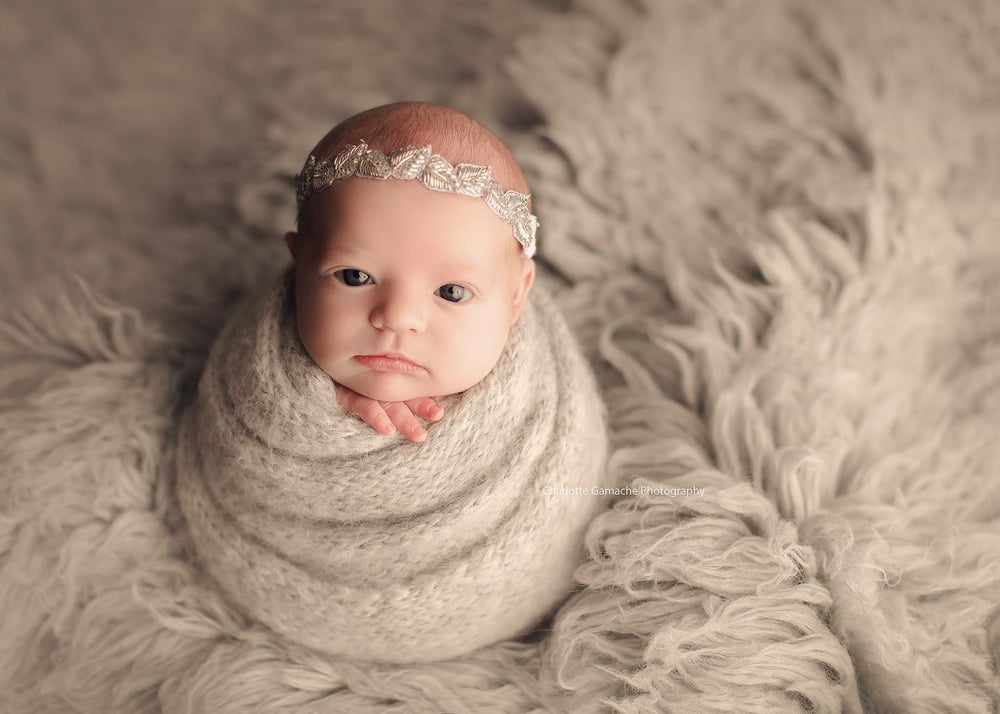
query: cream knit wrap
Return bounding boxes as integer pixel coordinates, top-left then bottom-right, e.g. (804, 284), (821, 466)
(175, 270), (610, 663)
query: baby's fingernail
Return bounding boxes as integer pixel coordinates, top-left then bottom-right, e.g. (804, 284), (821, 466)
(381, 421), (395, 434)
(428, 406), (443, 419)
(412, 426), (427, 440)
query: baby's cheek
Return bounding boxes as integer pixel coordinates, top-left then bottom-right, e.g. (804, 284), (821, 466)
(295, 315), (325, 370)
(297, 300), (345, 373)
(445, 320), (509, 390)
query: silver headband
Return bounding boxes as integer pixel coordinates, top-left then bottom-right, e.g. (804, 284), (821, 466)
(295, 140), (538, 258)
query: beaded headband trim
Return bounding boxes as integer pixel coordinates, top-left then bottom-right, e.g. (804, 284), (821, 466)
(295, 140), (538, 258)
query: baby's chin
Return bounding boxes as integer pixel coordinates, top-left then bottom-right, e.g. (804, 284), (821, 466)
(335, 371), (447, 403)
(331, 357), (496, 402)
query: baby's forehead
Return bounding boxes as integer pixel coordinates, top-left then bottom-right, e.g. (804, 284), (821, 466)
(315, 182), (510, 254)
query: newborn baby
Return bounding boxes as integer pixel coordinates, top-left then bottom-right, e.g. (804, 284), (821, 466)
(285, 101), (537, 442)
(176, 101), (611, 663)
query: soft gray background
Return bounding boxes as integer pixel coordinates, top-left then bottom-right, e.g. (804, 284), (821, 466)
(0, 0), (554, 328)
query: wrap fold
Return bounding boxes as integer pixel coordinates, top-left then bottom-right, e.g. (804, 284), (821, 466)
(176, 270), (610, 662)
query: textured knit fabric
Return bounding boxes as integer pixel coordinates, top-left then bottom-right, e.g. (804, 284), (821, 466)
(174, 270), (610, 663)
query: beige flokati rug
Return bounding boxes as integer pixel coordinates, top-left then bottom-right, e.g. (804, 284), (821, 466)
(2, 1), (999, 712)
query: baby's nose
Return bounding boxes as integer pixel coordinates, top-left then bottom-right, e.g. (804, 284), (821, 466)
(370, 290), (427, 333)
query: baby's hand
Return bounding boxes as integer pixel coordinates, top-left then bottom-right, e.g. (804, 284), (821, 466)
(334, 383), (444, 443)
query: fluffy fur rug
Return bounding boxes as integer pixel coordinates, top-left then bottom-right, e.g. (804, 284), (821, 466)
(2, 0), (999, 712)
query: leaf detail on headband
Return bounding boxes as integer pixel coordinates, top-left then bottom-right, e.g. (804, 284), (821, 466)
(454, 164), (493, 197)
(311, 157), (335, 193)
(389, 145), (432, 180)
(332, 143), (365, 179)
(420, 155), (459, 193)
(357, 150), (392, 179)
(484, 185), (528, 218)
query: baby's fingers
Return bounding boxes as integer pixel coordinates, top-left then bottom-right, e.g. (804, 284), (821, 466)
(383, 401), (428, 442)
(404, 396), (444, 422)
(335, 384), (395, 435)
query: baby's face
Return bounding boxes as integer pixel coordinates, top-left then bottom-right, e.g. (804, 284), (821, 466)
(289, 178), (533, 402)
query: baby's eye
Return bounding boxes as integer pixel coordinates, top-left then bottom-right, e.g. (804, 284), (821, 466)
(333, 269), (373, 287)
(436, 284), (471, 303)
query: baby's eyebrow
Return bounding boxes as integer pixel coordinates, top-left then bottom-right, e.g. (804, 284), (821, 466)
(320, 245), (368, 262)
(440, 260), (484, 273)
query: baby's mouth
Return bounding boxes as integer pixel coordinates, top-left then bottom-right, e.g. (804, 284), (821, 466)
(354, 354), (425, 373)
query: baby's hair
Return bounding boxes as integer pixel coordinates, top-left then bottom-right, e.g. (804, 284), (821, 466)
(295, 102), (531, 240)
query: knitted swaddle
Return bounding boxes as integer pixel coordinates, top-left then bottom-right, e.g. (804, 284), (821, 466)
(175, 270), (610, 663)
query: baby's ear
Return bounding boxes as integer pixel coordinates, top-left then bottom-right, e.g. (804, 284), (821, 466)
(510, 258), (536, 326)
(284, 231), (299, 263)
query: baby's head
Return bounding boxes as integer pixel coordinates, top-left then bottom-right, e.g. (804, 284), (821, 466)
(285, 102), (537, 402)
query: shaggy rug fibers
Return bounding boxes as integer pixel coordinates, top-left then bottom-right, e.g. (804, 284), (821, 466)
(2, 0), (999, 712)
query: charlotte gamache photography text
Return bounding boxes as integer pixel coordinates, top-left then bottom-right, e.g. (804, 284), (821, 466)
(542, 485), (706, 497)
